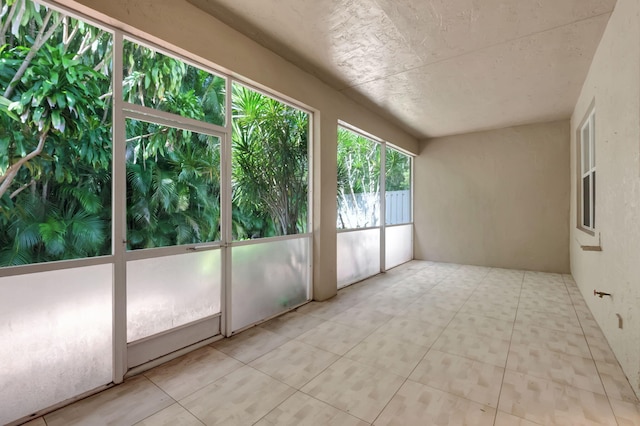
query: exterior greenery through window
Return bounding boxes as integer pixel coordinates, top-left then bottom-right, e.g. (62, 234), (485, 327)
(385, 146), (411, 225)
(0, 1), (113, 265)
(0, 0), (310, 266)
(231, 83), (309, 240)
(337, 127), (412, 229)
(580, 108), (596, 231)
(337, 127), (380, 229)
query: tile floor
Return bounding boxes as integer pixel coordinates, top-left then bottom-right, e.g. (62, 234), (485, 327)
(25, 261), (640, 425)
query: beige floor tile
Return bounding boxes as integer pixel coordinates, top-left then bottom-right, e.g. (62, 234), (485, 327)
(610, 398), (640, 426)
(249, 340), (338, 389)
(295, 296), (354, 320)
(409, 349), (504, 408)
(415, 293), (468, 312)
(296, 320), (370, 355)
(516, 299), (577, 320)
(258, 311), (325, 339)
(585, 331), (619, 364)
(180, 366), (295, 426)
(466, 291), (520, 306)
(330, 305), (393, 332)
(514, 309), (583, 335)
(301, 358), (404, 423)
(375, 283), (425, 299)
(212, 327), (289, 363)
(511, 325), (591, 358)
(356, 294), (415, 316)
(396, 302), (457, 327)
(375, 316), (444, 347)
(144, 346), (243, 400)
(135, 403), (204, 425)
(373, 380), (495, 426)
(428, 285), (475, 299)
(446, 312), (514, 341)
(596, 360), (640, 403)
(459, 300), (518, 322)
(432, 328), (510, 367)
(494, 411), (541, 425)
(255, 392), (369, 426)
(45, 376), (173, 426)
(518, 291), (573, 307)
(506, 343), (604, 394)
(344, 332), (428, 377)
(498, 370), (617, 426)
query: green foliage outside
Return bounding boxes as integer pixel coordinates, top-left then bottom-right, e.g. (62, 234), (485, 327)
(336, 128), (411, 229)
(0, 0), (309, 266)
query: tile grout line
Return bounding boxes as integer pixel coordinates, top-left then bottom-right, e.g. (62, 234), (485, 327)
(492, 269), (526, 426)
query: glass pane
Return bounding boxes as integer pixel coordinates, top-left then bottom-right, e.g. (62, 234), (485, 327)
(127, 250), (221, 342)
(126, 120), (220, 249)
(337, 228), (381, 288)
(592, 170), (596, 228)
(0, 265), (113, 425)
(386, 224), (413, 269)
(337, 128), (381, 229)
(581, 123), (590, 173)
(231, 84), (310, 240)
(591, 115), (596, 167)
(0, 1), (113, 266)
(231, 237), (310, 331)
(385, 147), (411, 225)
(123, 40), (226, 126)
(583, 175), (591, 228)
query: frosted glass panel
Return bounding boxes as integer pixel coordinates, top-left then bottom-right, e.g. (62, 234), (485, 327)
(232, 237), (310, 332)
(337, 228), (381, 288)
(0, 265), (113, 425)
(386, 224), (413, 269)
(127, 250), (221, 342)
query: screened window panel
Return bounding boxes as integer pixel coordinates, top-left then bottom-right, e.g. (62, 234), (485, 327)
(592, 171), (596, 227)
(582, 125), (590, 172)
(337, 127), (381, 229)
(127, 250), (221, 342)
(386, 224), (413, 269)
(126, 120), (221, 250)
(337, 229), (381, 288)
(583, 176), (591, 228)
(231, 237), (310, 332)
(0, 3), (113, 267)
(0, 265), (113, 425)
(385, 147), (412, 225)
(123, 40), (226, 126)
(231, 83), (310, 241)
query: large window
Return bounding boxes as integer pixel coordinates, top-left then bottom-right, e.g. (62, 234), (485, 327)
(337, 127), (381, 229)
(579, 107), (596, 231)
(0, 4), (113, 266)
(231, 83), (310, 240)
(385, 146), (412, 225)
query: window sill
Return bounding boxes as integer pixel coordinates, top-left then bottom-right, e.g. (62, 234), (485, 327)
(575, 229), (602, 252)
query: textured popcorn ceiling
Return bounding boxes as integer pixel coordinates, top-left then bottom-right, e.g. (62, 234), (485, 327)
(189, 0), (615, 138)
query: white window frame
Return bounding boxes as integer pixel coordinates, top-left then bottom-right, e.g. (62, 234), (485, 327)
(579, 108), (596, 232)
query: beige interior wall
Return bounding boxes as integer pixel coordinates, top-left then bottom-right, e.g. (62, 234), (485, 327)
(569, 0), (640, 395)
(414, 120), (570, 273)
(52, 0), (419, 301)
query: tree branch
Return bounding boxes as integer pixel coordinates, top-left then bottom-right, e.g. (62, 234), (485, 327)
(9, 178), (35, 199)
(4, 9), (59, 99)
(0, 130), (48, 199)
(0, 0), (20, 46)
